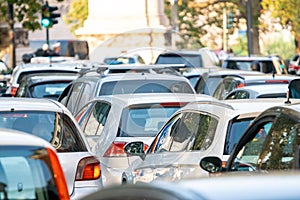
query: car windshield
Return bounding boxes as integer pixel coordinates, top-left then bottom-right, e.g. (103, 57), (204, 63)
(28, 82), (70, 99)
(99, 80), (194, 95)
(0, 111), (87, 152)
(0, 146), (59, 199)
(118, 104), (181, 137)
(224, 117), (254, 155)
(226, 60), (274, 73)
(155, 54), (202, 68)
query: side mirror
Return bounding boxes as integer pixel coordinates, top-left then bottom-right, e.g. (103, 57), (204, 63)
(286, 79), (300, 103)
(199, 156), (222, 173)
(124, 141), (146, 160)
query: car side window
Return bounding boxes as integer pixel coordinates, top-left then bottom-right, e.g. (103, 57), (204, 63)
(148, 114), (182, 153)
(66, 82), (84, 113)
(257, 113), (299, 170)
(234, 121), (273, 170)
(83, 102), (111, 136)
(168, 112), (218, 152)
(75, 82), (94, 114)
(236, 91), (249, 99)
(56, 113), (87, 152)
(192, 113), (218, 151)
(226, 91), (237, 99)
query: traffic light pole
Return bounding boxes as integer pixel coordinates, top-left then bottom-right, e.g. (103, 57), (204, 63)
(46, 28), (49, 46)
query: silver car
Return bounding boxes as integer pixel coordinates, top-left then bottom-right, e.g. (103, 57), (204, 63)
(0, 98), (102, 199)
(122, 98), (294, 184)
(75, 93), (215, 186)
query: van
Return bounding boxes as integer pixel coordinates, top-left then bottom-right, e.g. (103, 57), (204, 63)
(29, 39), (89, 60)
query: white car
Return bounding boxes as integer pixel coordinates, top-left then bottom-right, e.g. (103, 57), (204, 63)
(6, 61), (81, 96)
(0, 128), (69, 199)
(224, 84), (288, 99)
(59, 65), (196, 115)
(0, 98), (102, 199)
(121, 98), (294, 184)
(75, 93), (216, 186)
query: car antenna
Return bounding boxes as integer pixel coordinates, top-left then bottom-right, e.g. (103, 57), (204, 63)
(285, 90), (291, 104)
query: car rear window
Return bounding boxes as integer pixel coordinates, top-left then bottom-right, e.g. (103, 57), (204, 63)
(155, 54), (203, 68)
(0, 146), (59, 199)
(118, 103), (184, 137)
(0, 111), (87, 152)
(99, 80), (194, 95)
(17, 71), (78, 84)
(224, 117), (254, 155)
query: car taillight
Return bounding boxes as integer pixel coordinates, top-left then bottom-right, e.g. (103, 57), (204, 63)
(237, 83), (245, 88)
(47, 148), (70, 200)
(160, 102), (187, 107)
(222, 161), (227, 168)
(76, 156), (101, 181)
(265, 80), (289, 83)
(103, 142), (149, 157)
(11, 86), (18, 96)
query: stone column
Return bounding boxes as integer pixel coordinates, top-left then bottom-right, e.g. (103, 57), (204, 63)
(75, 0), (171, 63)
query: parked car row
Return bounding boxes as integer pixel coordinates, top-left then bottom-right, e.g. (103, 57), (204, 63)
(3, 51), (300, 199)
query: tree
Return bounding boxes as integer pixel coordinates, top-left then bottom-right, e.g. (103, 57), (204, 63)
(261, 0), (300, 53)
(63, 0), (88, 34)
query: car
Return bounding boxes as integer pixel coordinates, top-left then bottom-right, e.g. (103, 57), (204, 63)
(288, 54), (300, 75)
(15, 72), (78, 100)
(121, 98), (289, 185)
(286, 78), (300, 99)
(0, 128), (70, 200)
(195, 68), (263, 96)
(74, 93), (215, 186)
(155, 50), (219, 68)
(103, 55), (145, 65)
(28, 39), (90, 60)
(212, 74), (297, 100)
(0, 60), (12, 95)
(6, 60), (82, 96)
(199, 97), (300, 175)
(222, 55), (288, 75)
(0, 98), (102, 199)
(82, 172), (300, 200)
(224, 83), (288, 99)
(58, 65), (196, 115)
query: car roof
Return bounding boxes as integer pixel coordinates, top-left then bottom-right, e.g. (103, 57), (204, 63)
(224, 73), (297, 82)
(91, 93), (216, 107)
(201, 68), (263, 76)
(22, 73), (78, 83)
(17, 62), (82, 70)
(0, 97), (64, 112)
(157, 50), (202, 56)
(0, 128), (55, 148)
(226, 84), (288, 95)
(225, 56), (279, 61)
(182, 98), (292, 118)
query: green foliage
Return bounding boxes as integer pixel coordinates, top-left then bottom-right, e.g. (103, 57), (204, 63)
(231, 36), (248, 56)
(261, 0), (300, 51)
(64, 0), (88, 34)
(261, 34), (295, 60)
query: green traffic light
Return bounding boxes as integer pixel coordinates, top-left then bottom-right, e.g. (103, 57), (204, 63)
(41, 18), (51, 27)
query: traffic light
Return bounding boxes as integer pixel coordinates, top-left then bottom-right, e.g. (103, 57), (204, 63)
(41, 1), (60, 28)
(227, 12), (234, 29)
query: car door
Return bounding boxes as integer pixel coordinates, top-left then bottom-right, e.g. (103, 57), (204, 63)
(77, 101), (111, 152)
(132, 114), (182, 184)
(153, 111), (218, 182)
(227, 108), (300, 172)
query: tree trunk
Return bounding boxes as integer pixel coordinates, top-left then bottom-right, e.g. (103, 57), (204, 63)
(251, 0), (260, 55)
